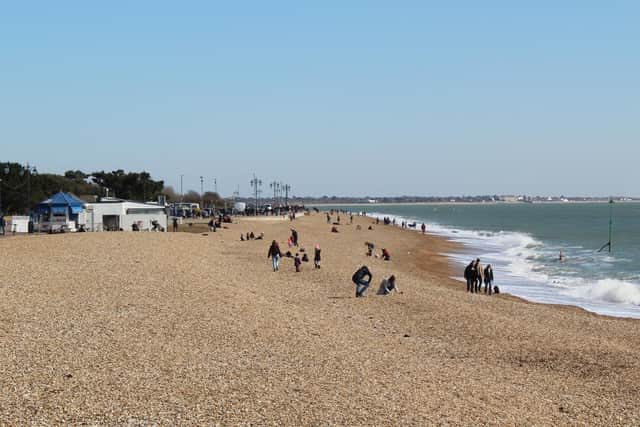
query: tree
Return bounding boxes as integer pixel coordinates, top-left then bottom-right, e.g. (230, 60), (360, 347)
(64, 170), (88, 184)
(91, 170), (164, 201)
(202, 191), (223, 208)
(162, 186), (178, 201)
(182, 191), (201, 204)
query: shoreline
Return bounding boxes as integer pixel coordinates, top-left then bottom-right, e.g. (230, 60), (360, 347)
(322, 208), (640, 321)
(308, 200), (640, 207)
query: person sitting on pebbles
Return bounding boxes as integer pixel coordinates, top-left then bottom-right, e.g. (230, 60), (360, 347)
(377, 275), (401, 295)
(381, 248), (391, 261)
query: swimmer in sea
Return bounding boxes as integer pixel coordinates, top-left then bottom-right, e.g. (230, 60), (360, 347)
(559, 249), (565, 262)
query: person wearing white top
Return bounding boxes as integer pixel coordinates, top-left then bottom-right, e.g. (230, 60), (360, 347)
(377, 275), (400, 295)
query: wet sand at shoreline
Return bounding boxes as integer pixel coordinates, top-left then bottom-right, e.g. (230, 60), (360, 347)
(0, 213), (638, 425)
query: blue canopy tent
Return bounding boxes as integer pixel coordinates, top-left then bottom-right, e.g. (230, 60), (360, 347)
(35, 192), (86, 232)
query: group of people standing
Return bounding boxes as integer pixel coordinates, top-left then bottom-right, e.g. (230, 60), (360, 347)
(464, 259), (496, 295)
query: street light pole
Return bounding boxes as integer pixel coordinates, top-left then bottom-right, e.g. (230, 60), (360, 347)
(180, 174), (184, 204)
(283, 184), (291, 207)
(21, 163), (37, 216)
(200, 176), (204, 209)
(250, 174), (262, 216)
(270, 181), (278, 208)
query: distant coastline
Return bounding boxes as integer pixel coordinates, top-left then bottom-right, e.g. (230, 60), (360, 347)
(307, 199), (640, 207)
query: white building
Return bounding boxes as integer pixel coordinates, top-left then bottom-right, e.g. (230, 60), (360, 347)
(82, 198), (168, 232)
(7, 216), (30, 233)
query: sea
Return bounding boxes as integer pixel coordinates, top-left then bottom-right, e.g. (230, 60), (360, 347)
(317, 203), (640, 319)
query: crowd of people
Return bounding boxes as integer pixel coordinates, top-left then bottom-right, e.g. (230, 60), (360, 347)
(265, 211), (405, 299)
(265, 210), (498, 299)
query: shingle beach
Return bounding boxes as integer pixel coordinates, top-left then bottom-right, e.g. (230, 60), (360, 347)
(1, 213), (638, 425)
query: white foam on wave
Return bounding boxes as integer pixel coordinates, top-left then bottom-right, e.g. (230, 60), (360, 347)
(564, 279), (640, 306)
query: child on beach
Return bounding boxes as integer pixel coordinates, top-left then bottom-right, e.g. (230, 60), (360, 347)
(294, 253), (302, 272)
(366, 242), (375, 257)
(314, 244), (321, 269)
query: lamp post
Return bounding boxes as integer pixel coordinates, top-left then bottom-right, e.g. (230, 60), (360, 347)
(270, 181), (279, 210)
(180, 174), (184, 203)
(250, 174), (262, 216)
(0, 163), (7, 216)
(138, 174), (147, 202)
(19, 163), (37, 215)
(200, 176), (204, 209)
(283, 184), (291, 207)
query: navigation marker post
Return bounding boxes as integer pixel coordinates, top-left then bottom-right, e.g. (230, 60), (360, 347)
(598, 198), (614, 253)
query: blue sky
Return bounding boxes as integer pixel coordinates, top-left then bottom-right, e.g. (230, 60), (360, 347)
(1, 1), (638, 197)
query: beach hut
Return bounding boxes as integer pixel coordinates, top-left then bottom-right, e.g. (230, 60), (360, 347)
(35, 192), (86, 232)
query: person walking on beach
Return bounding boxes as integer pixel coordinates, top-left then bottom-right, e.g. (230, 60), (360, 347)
(464, 260), (475, 292)
(267, 240), (283, 272)
(291, 229), (299, 247)
(352, 265), (372, 298)
(474, 259), (484, 293)
(314, 244), (322, 269)
(326, 213), (331, 224)
(0, 215), (5, 236)
(484, 264), (494, 295)
(421, 223), (426, 234)
(172, 217), (179, 232)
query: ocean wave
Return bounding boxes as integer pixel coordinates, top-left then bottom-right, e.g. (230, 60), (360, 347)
(564, 279), (640, 306)
(362, 209), (640, 317)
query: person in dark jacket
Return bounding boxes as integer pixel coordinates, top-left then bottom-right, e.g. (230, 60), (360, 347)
(484, 264), (494, 295)
(294, 253), (302, 272)
(352, 265), (373, 297)
(464, 260), (476, 293)
(291, 229), (299, 246)
(267, 240), (282, 272)
(314, 244), (322, 269)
